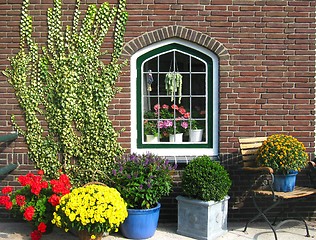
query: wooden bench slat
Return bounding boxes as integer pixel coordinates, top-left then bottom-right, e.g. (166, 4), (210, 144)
(240, 149), (259, 155)
(255, 186), (316, 199)
(239, 137), (267, 144)
(239, 137), (267, 169)
(239, 142), (264, 150)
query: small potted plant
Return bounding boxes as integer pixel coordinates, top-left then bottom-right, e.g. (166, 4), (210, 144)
(52, 184), (128, 240)
(188, 119), (204, 142)
(177, 155), (231, 240)
(0, 170), (71, 240)
(156, 104), (189, 142)
(256, 134), (309, 192)
(144, 111), (159, 142)
(111, 152), (177, 239)
(143, 103), (190, 142)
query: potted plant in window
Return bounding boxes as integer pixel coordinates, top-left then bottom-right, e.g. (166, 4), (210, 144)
(189, 119), (204, 142)
(256, 134), (309, 192)
(177, 155), (231, 240)
(155, 103), (189, 142)
(144, 111), (159, 142)
(110, 152), (177, 239)
(161, 119), (189, 142)
(144, 120), (159, 142)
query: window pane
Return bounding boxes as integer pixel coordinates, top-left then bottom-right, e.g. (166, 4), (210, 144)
(175, 51), (190, 72)
(191, 97), (206, 118)
(158, 74), (167, 95)
(144, 58), (158, 72)
(139, 45), (211, 147)
(159, 52), (173, 72)
(181, 74), (190, 96)
(191, 56), (206, 72)
(191, 74), (206, 95)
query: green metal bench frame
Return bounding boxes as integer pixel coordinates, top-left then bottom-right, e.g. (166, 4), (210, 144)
(0, 132), (18, 176)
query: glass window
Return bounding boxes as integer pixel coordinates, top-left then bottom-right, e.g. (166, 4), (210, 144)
(136, 43), (214, 150)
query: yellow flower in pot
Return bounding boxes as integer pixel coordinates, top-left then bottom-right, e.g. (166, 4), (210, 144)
(52, 184), (128, 240)
(256, 134), (309, 192)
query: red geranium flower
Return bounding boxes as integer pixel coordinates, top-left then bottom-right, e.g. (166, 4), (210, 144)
(48, 194), (61, 207)
(171, 104), (179, 110)
(37, 222), (47, 233)
(1, 172), (72, 240)
(4, 200), (13, 210)
(0, 195), (10, 205)
(1, 186), (13, 195)
(183, 112), (190, 119)
(162, 104), (169, 109)
(18, 173), (32, 186)
(154, 104), (160, 111)
(30, 229), (42, 240)
(0, 196), (12, 210)
(178, 106), (186, 115)
(50, 174), (71, 195)
(24, 206), (35, 221)
(16, 195), (26, 207)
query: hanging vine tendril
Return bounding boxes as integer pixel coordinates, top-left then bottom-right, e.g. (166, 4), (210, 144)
(165, 71), (182, 104)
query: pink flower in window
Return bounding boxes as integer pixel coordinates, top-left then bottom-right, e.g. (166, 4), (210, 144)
(181, 121), (188, 129)
(171, 104), (179, 110)
(154, 104), (160, 111)
(162, 104), (169, 110)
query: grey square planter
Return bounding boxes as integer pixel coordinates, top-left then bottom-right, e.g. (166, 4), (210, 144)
(176, 195), (230, 240)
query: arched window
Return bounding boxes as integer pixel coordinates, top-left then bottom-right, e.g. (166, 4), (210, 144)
(130, 39), (219, 158)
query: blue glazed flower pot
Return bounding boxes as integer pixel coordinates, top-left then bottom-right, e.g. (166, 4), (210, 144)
(273, 171), (298, 192)
(120, 203), (161, 239)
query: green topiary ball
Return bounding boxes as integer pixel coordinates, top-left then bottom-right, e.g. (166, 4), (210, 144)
(181, 156), (232, 202)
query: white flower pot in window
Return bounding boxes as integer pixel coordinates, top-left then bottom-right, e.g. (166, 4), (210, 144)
(189, 129), (203, 142)
(169, 133), (183, 142)
(146, 135), (159, 142)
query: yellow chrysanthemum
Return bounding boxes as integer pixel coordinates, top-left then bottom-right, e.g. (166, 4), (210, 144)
(256, 134), (309, 174)
(52, 184), (128, 235)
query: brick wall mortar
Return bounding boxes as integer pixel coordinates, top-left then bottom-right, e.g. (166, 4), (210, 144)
(0, 0), (315, 222)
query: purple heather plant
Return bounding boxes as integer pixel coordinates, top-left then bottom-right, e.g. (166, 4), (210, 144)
(111, 152), (177, 209)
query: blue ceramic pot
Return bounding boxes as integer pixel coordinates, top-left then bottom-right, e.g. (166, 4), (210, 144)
(120, 203), (161, 239)
(273, 171), (298, 192)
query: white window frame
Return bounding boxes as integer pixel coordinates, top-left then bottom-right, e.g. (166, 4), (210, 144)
(130, 39), (219, 157)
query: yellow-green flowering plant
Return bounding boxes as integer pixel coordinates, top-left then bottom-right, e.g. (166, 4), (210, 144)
(52, 184), (128, 238)
(256, 134), (309, 175)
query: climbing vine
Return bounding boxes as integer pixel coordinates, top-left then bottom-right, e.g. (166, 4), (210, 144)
(3, 0), (128, 186)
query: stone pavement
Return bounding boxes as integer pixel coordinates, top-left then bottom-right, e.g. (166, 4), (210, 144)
(0, 221), (315, 240)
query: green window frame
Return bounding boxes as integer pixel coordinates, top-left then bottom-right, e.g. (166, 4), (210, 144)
(136, 43), (214, 149)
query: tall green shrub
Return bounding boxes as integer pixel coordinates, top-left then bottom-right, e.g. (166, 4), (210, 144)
(3, 0), (128, 186)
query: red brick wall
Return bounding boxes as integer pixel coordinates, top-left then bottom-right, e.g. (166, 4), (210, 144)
(0, 0), (315, 221)
(121, 0), (315, 154)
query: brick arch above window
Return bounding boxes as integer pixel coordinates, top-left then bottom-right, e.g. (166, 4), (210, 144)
(122, 25), (230, 60)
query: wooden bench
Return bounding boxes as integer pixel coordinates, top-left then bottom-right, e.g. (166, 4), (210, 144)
(0, 132), (18, 176)
(239, 137), (316, 240)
